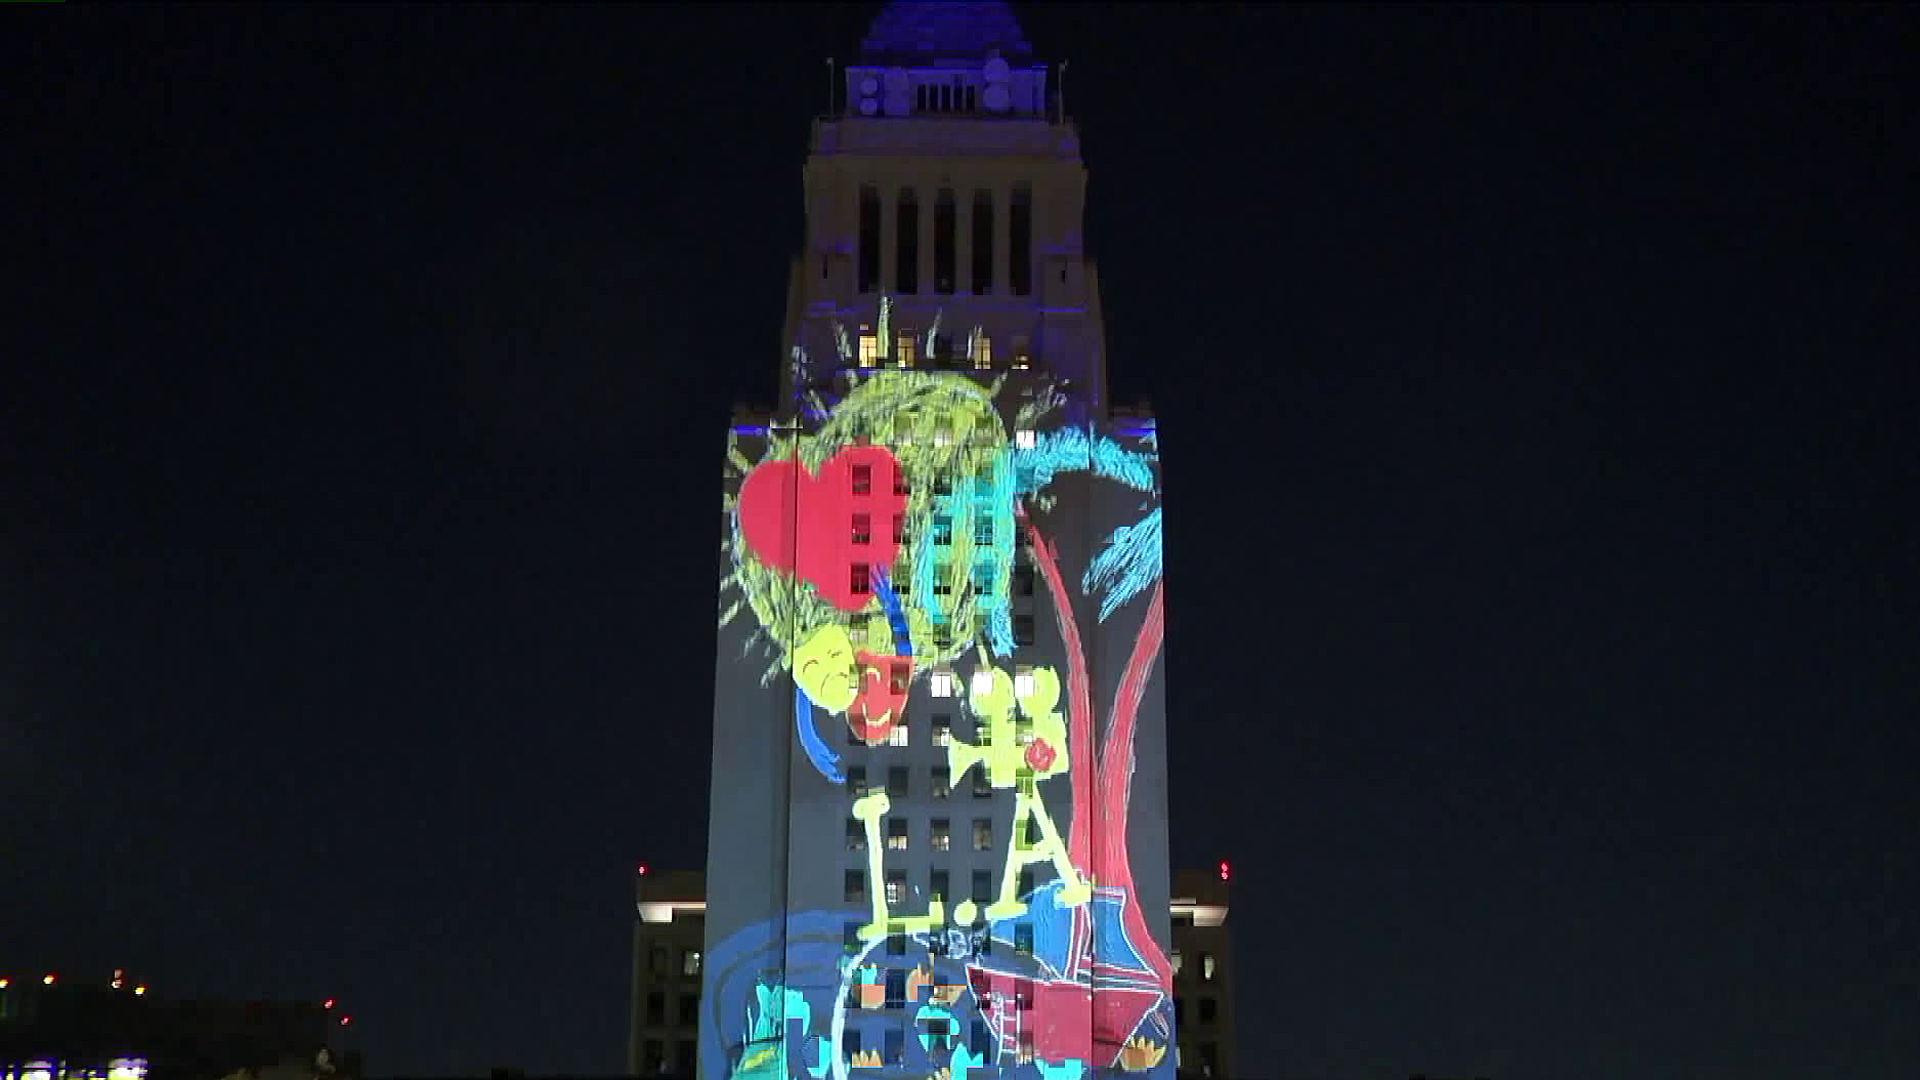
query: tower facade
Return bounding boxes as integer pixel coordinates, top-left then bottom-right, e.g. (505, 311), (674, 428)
(703, 5), (1173, 1079)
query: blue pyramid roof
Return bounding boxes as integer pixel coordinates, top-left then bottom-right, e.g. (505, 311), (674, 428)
(858, 1), (1035, 65)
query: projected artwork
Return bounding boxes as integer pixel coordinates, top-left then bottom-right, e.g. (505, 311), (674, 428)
(709, 298), (1169, 1080)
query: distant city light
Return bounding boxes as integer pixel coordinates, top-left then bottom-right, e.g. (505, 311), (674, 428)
(0, 978), (10, 989)
(43, 973), (56, 985)
(134, 985), (147, 996)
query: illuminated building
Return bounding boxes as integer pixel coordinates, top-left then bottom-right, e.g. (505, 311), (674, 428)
(0, 977), (356, 1080)
(631, 868), (1229, 1077)
(700, 3), (1173, 1078)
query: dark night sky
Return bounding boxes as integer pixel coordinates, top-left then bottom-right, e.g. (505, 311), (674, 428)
(4, 3), (1917, 1077)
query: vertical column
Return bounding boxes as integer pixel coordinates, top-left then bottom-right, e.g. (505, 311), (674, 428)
(995, 183), (1013, 297)
(918, 174), (936, 298)
(880, 179), (897, 295)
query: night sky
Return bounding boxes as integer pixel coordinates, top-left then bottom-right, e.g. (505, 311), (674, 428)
(4, 3), (1917, 1077)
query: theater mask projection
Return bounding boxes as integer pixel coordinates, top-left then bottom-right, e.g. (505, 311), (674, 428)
(697, 6), (1174, 1079)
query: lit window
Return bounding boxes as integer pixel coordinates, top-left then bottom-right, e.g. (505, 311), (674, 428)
(932, 564), (952, 596)
(893, 469), (910, 496)
(887, 818), (908, 851)
(930, 671), (954, 698)
(930, 818), (950, 851)
(973, 335), (993, 370)
(858, 332), (880, 368)
(847, 819), (866, 851)
(886, 871), (907, 905)
(852, 514), (871, 544)
(973, 768), (992, 798)
(851, 563), (870, 594)
(894, 561), (912, 595)
(933, 471), (952, 496)
(973, 819), (992, 851)
(932, 715), (951, 746)
(849, 766), (868, 795)
(1172, 948), (1184, 977)
(1012, 337), (1031, 370)
(1202, 953), (1216, 981)
(886, 722), (909, 747)
(932, 516), (953, 545)
(934, 423), (951, 447)
(930, 766), (950, 799)
(682, 950), (702, 977)
(897, 333), (916, 368)
(970, 670), (993, 696)
(973, 518), (993, 545)
(1014, 428), (1036, 449)
(851, 463), (872, 494)
(1014, 668), (1034, 697)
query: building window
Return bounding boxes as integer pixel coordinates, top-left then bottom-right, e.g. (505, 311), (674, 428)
(972, 819), (992, 851)
(1199, 996), (1217, 1024)
(1013, 566), (1034, 597)
(887, 818), (908, 851)
(682, 949), (702, 977)
(849, 766), (867, 796)
(845, 871), (866, 903)
(679, 994), (699, 1025)
(973, 334), (993, 370)
(1014, 427), (1036, 449)
(847, 818), (867, 851)
(646, 991), (665, 1025)
(1010, 184), (1032, 296)
(971, 869), (992, 903)
(1013, 614), (1035, 645)
(971, 190), (994, 294)
(650, 945), (669, 972)
(888, 765), (909, 797)
(888, 931), (906, 957)
(894, 560), (912, 595)
(851, 513), (871, 544)
(1175, 996), (1185, 1024)
(892, 513), (909, 544)
(1172, 948), (1184, 977)
(930, 766), (950, 799)
(885, 968), (908, 1010)
(897, 331), (916, 369)
(934, 188), (956, 294)
(643, 1038), (664, 1074)
(1015, 922), (1034, 955)
(850, 562), (870, 595)
(1200, 1043), (1218, 1077)
(675, 1040), (695, 1076)
(858, 187), (881, 293)
(930, 868), (949, 901)
(932, 563), (952, 597)
(845, 1028), (862, 1056)
(932, 715), (951, 746)
(929, 670), (954, 698)
(1012, 336), (1031, 370)
(1017, 869), (1035, 897)
(897, 188), (919, 293)
(858, 330), (880, 367)
(1202, 953), (1217, 981)
(973, 518), (993, 545)
(932, 515), (953, 546)
(1013, 667), (1034, 697)
(851, 463), (872, 494)
(886, 870), (906, 905)
(933, 470), (952, 496)
(930, 818), (950, 851)
(886, 720), (909, 747)
(971, 1019), (991, 1054)
(890, 662), (909, 694)
(973, 767), (993, 798)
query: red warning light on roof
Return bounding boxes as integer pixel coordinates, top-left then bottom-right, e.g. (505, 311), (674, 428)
(324, 998), (336, 1009)
(1219, 861), (1230, 881)
(340, 1015), (352, 1026)
(637, 863), (648, 875)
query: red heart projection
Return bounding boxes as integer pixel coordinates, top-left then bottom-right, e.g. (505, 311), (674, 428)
(738, 444), (907, 611)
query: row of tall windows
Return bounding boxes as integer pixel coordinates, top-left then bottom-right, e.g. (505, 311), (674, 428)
(857, 185), (1033, 297)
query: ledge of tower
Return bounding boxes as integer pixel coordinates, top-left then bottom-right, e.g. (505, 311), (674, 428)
(858, 1), (1036, 66)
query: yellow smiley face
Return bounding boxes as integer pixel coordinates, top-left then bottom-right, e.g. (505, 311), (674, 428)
(793, 624), (858, 712)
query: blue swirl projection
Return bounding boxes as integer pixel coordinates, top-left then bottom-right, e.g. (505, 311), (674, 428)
(1082, 507), (1164, 625)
